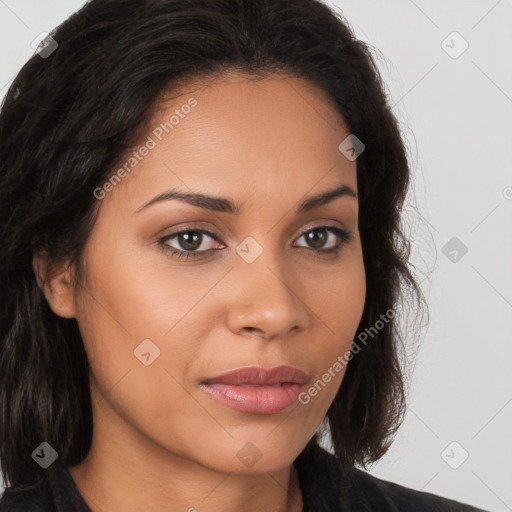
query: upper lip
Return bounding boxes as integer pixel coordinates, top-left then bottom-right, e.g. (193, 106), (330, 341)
(201, 365), (309, 386)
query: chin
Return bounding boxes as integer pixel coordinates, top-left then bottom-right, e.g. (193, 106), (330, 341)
(189, 434), (306, 475)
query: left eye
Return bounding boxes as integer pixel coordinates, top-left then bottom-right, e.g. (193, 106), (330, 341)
(159, 225), (352, 260)
(295, 226), (350, 250)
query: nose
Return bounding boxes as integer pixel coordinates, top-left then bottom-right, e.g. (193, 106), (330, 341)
(225, 248), (311, 341)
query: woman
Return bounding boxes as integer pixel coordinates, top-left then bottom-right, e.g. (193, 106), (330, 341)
(0, 0), (488, 510)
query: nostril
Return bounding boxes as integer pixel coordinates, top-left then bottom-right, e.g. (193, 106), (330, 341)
(242, 327), (271, 340)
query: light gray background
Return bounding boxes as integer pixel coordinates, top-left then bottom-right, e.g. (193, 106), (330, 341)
(1, 1), (511, 511)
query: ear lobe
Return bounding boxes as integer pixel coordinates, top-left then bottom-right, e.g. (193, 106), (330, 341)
(32, 250), (77, 319)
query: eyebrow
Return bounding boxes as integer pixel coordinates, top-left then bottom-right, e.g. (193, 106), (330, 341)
(135, 183), (357, 215)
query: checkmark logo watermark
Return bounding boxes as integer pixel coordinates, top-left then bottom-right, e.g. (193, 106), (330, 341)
(442, 236), (468, 263)
(441, 441), (469, 469)
(31, 32), (58, 59)
(236, 236), (263, 264)
(236, 442), (263, 468)
(338, 134), (365, 161)
(134, 338), (161, 366)
(441, 31), (469, 59)
(31, 442), (59, 469)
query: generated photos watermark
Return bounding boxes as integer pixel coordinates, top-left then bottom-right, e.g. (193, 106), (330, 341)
(93, 97), (198, 200)
(298, 308), (395, 404)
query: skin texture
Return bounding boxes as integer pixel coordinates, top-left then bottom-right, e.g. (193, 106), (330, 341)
(33, 71), (366, 512)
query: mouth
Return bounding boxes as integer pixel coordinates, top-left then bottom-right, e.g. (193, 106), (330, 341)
(200, 365), (309, 414)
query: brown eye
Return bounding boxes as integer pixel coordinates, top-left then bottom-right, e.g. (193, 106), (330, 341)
(303, 228), (329, 249)
(295, 226), (352, 251)
(173, 231), (204, 251)
(159, 229), (222, 259)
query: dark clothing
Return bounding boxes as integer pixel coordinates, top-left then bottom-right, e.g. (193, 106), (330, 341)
(0, 439), (488, 511)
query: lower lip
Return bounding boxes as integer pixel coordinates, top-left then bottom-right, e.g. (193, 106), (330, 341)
(200, 383), (306, 414)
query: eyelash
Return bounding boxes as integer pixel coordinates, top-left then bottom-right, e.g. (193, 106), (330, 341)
(158, 225), (353, 261)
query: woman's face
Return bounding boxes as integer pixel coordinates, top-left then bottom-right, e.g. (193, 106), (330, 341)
(64, 72), (366, 474)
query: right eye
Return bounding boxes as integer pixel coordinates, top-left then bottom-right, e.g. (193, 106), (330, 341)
(158, 229), (224, 260)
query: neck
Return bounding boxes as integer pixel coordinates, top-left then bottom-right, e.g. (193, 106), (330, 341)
(70, 452), (303, 512)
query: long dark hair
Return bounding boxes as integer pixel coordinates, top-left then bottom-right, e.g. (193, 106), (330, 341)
(0, 0), (424, 488)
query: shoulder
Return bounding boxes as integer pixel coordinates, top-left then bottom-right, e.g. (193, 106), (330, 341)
(294, 439), (489, 512)
(0, 462), (85, 512)
(345, 463), (487, 511)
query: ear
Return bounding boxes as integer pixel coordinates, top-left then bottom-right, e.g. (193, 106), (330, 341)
(32, 249), (77, 319)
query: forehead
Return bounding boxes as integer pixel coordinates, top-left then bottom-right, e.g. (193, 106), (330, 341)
(100, 71), (357, 216)
(153, 70), (350, 152)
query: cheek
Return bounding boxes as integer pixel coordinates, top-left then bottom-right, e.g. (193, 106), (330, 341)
(74, 230), (248, 442)
(301, 245), (366, 408)
(75, 281), (205, 455)
(76, 225), (214, 356)
(312, 242), (366, 341)
(73, 240), (203, 430)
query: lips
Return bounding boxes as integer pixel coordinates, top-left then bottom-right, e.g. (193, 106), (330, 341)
(202, 365), (309, 386)
(200, 365), (309, 414)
